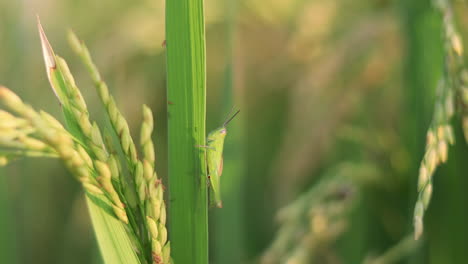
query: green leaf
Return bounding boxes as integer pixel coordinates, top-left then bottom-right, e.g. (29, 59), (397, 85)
(87, 196), (141, 264)
(166, 0), (209, 262)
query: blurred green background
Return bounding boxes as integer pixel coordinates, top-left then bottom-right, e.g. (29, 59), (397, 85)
(2, 0), (468, 263)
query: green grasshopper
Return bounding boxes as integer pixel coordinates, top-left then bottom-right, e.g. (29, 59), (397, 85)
(201, 110), (240, 208)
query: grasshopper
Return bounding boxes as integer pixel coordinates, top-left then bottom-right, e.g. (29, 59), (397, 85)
(200, 110), (240, 208)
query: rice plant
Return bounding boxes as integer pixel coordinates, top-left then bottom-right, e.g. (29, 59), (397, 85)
(0, 0), (209, 261)
(4, 0), (468, 263)
(413, 0), (467, 240)
(261, 162), (417, 264)
(261, 163), (365, 264)
(0, 20), (170, 264)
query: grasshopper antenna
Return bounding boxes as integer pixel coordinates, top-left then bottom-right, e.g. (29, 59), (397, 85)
(223, 106), (235, 121)
(223, 109), (240, 127)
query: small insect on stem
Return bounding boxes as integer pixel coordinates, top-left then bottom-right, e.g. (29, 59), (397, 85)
(202, 109), (240, 208)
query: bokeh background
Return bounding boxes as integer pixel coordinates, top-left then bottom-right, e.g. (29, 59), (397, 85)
(2, 0), (468, 263)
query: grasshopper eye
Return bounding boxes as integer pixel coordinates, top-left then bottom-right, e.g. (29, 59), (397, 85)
(220, 128), (227, 134)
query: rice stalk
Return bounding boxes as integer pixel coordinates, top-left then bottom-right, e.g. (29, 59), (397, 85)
(37, 18), (129, 226)
(413, 0), (466, 240)
(0, 18), (173, 264)
(166, 0), (209, 262)
(67, 31), (171, 264)
(67, 31), (138, 168)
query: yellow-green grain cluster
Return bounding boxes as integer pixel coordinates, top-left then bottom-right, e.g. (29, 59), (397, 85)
(0, 86), (128, 223)
(139, 105), (170, 264)
(413, 0), (467, 240)
(68, 32), (138, 167)
(68, 31), (171, 264)
(38, 20), (129, 224)
(0, 21), (171, 264)
(413, 82), (455, 240)
(261, 163), (373, 264)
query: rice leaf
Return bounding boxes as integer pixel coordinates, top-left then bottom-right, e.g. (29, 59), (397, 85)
(87, 196), (141, 264)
